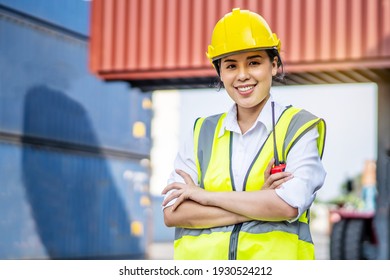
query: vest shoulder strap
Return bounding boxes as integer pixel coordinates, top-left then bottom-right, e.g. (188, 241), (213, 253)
(193, 113), (226, 187)
(280, 107), (326, 161)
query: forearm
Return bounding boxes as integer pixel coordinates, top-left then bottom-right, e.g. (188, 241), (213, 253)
(205, 189), (298, 221)
(163, 200), (251, 228)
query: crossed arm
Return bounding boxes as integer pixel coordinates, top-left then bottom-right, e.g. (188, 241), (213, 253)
(162, 159), (297, 229)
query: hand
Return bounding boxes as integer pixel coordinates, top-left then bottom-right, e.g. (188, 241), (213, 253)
(262, 158), (294, 190)
(162, 169), (208, 211)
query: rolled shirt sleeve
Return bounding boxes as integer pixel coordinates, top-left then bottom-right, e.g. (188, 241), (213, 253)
(275, 126), (327, 222)
(162, 126), (198, 210)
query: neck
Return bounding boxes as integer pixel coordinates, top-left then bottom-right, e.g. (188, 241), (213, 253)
(237, 95), (270, 134)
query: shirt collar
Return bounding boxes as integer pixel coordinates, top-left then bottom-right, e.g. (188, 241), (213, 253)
(218, 104), (240, 137)
(217, 96), (279, 138)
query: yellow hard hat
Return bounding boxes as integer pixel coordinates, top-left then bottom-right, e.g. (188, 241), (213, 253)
(206, 8), (281, 62)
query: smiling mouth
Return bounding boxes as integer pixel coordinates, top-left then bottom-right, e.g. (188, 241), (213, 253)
(236, 85), (255, 93)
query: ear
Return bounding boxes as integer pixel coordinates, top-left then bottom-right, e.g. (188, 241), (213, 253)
(271, 56), (278, 76)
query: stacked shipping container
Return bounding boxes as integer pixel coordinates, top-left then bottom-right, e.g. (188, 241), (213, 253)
(0, 0), (152, 259)
(89, 0), (390, 89)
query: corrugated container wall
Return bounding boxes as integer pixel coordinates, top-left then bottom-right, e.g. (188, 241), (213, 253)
(89, 0), (390, 87)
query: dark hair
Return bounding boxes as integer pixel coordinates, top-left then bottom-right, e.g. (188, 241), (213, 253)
(212, 48), (286, 90)
(265, 48), (285, 84)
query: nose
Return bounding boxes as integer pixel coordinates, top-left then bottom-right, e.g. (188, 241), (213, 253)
(237, 66), (250, 81)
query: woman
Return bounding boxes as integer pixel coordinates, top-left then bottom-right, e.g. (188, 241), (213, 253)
(162, 8), (326, 260)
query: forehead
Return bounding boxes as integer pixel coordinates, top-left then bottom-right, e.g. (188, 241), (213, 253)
(221, 50), (268, 61)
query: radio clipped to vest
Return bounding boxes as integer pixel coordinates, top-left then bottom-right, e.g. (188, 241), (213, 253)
(271, 101), (286, 174)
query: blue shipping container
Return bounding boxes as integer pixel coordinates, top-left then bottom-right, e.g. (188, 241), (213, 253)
(0, 0), (90, 35)
(0, 1), (153, 259)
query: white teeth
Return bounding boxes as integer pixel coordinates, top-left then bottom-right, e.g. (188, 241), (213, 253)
(238, 86), (254, 92)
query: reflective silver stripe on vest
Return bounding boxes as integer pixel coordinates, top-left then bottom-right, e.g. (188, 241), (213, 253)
(175, 220), (312, 243)
(175, 225), (235, 240)
(241, 220), (312, 243)
(282, 109), (319, 161)
(197, 114), (224, 189)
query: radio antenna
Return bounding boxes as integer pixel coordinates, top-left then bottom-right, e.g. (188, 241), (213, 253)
(270, 101), (286, 174)
(271, 101), (280, 166)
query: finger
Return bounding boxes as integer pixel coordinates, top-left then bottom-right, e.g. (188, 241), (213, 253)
(161, 182), (176, 195)
(161, 182), (184, 194)
(268, 171), (292, 182)
(263, 172), (292, 190)
(265, 158), (275, 175)
(171, 193), (187, 211)
(269, 174), (294, 189)
(176, 169), (195, 185)
(162, 190), (180, 206)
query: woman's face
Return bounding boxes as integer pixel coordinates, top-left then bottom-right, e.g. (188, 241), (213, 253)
(220, 50), (278, 113)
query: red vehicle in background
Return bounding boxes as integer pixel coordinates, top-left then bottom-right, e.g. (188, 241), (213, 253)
(329, 160), (378, 260)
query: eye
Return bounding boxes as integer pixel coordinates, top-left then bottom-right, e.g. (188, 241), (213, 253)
(249, 60), (260, 66)
(225, 64), (236, 70)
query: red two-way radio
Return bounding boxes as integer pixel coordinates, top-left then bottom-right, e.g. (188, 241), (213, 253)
(271, 101), (286, 174)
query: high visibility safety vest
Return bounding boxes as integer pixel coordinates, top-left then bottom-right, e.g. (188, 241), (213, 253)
(173, 106), (326, 260)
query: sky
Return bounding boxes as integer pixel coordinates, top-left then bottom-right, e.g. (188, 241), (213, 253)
(150, 83), (378, 203)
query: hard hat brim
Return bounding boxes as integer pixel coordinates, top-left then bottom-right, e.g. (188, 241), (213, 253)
(210, 46), (279, 62)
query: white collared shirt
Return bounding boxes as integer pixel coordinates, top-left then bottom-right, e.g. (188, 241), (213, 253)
(165, 96), (327, 222)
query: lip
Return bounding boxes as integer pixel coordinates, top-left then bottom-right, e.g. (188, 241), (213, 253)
(235, 84), (256, 95)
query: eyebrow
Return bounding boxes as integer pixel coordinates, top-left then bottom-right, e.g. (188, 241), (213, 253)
(222, 55), (263, 63)
(247, 55), (262, 60)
